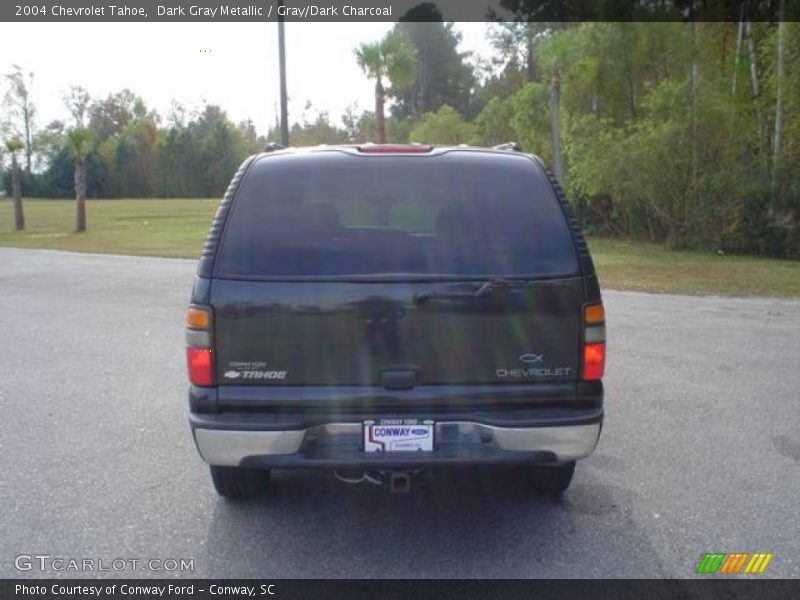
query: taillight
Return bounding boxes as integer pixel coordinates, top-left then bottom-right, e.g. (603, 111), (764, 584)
(187, 347), (213, 386)
(583, 343), (606, 380)
(585, 303), (605, 325)
(186, 307), (210, 329)
(582, 302), (606, 380)
(186, 305), (213, 386)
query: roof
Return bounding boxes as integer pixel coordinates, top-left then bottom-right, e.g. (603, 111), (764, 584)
(258, 142), (529, 159)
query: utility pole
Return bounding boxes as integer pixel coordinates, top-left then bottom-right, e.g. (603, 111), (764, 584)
(277, 0), (289, 146)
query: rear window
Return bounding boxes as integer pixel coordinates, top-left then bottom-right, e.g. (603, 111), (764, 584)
(214, 151), (578, 278)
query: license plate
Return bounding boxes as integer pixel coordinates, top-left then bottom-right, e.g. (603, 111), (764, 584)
(364, 420), (434, 453)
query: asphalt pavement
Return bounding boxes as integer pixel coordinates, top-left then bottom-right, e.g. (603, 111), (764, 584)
(1, 247), (798, 578)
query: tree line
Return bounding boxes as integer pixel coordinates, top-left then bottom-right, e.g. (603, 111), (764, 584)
(348, 10), (799, 258)
(2, 7), (798, 257)
(2, 83), (265, 200)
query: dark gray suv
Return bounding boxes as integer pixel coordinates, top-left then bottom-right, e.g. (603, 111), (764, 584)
(185, 144), (605, 499)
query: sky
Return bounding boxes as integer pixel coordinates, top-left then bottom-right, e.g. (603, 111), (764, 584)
(0, 22), (496, 135)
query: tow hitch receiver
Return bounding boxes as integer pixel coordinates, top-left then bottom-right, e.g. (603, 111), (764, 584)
(390, 471), (411, 494)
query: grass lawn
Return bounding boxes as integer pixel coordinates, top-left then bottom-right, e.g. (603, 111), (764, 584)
(0, 198), (218, 259)
(586, 238), (800, 297)
(1, 198), (799, 297)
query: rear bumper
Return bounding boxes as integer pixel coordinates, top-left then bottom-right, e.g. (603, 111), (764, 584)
(188, 381), (603, 469)
(190, 411), (602, 469)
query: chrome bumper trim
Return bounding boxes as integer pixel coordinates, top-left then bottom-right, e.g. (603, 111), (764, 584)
(194, 429), (305, 465)
(194, 422), (601, 467)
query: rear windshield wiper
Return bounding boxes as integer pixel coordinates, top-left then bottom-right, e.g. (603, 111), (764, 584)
(413, 278), (516, 304)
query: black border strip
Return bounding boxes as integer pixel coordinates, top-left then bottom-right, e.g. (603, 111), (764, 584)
(3, 579), (800, 600)
(3, 0), (798, 23)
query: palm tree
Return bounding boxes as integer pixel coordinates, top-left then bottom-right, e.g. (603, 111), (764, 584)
(67, 128), (92, 232)
(4, 138), (25, 230)
(355, 30), (416, 143)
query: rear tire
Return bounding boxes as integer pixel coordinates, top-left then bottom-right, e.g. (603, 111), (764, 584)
(209, 465), (270, 500)
(521, 462), (576, 495)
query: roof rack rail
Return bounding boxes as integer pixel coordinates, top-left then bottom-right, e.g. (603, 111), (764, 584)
(493, 142), (522, 152)
(264, 142), (285, 152)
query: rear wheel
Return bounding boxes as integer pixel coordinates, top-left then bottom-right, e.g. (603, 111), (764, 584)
(521, 462), (576, 495)
(209, 465), (270, 500)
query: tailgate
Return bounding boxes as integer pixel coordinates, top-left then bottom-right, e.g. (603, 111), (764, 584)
(211, 278), (582, 386)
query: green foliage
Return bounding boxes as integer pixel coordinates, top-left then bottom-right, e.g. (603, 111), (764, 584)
(66, 128), (92, 158)
(288, 112), (349, 146)
(3, 65), (36, 172)
(468, 67), (527, 119)
(477, 21), (800, 257)
(4, 138), (24, 153)
(355, 29), (417, 91)
(355, 29), (417, 142)
(509, 82), (551, 159)
(470, 97), (516, 146)
(386, 117), (412, 143)
(354, 42), (383, 81)
(21, 96), (266, 199)
(392, 21), (476, 119)
(409, 105), (475, 145)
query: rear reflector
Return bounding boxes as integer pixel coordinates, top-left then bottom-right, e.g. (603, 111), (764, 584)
(583, 343), (605, 380)
(187, 347), (213, 386)
(585, 303), (605, 325)
(358, 144), (432, 154)
(186, 307), (210, 329)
